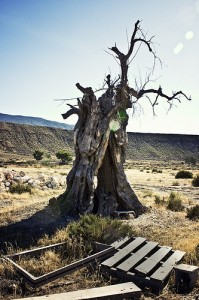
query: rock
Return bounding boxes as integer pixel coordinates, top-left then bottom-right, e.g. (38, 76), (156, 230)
(37, 174), (46, 181)
(21, 176), (31, 183)
(4, 171), (14, 180)
(5, 182), (11, 187)
(19, 171), (25, 177)
(32, 180), (40, 187)
(27, 179), (34, 185)
(46, 182), (52, 188)
(13, 176), (22, 183)
(0, 182), (6, 191)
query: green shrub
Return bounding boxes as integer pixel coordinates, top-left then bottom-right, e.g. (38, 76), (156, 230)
(67, 214), (134, 246)
(175, 170), (193, 179)
(154, 195), (166, 206)
(33, 149), (44, 161)
(10, 183), (32, 194)
(166, 192), (184, 212)
(192, 174), (199, 187)
(186, 205), (199, 221)
(56, 150), (73, 164)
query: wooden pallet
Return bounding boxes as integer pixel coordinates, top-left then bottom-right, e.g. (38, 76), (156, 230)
(101, 237), (185, 291)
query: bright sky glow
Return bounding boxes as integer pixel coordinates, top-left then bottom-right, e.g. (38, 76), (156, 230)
(0, 0), (198, 134)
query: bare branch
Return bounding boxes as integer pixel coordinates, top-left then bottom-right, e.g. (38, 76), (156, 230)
(76, 83), (94, 95)
(126, 20), (140, 59)
(54, 97), (81, 102)
(137, 87), (191, 103)
(103, 49), (120, 65)
(62, 107), (79, 119)
(128, 41), (142, 65)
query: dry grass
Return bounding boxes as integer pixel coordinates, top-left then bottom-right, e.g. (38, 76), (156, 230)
(0, 161), (199, 299)
(18, 250), (63, 277)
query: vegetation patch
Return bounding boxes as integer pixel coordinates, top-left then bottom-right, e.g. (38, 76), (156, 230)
(154, 195), (166, 206)
(67, 214), (134, 250)
(192, 174), (199, 187)
(187, 205), (199, 221)
(9, 183), (32, 194)
(56, 149), (73, 164)
(175, 170), (193, 179)
(166, 192), (185, 212)
(33, 149), (44, 161)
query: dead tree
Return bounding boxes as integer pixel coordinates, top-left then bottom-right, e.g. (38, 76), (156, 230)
(54, 20), (191, 217)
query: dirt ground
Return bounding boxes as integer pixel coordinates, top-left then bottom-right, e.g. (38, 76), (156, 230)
(0, 162), (198, 299)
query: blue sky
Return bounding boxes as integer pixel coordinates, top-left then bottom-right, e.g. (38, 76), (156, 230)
(0, 0), (198, 134)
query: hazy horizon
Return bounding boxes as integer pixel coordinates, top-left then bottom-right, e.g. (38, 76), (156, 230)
(1, 111), (199, 136)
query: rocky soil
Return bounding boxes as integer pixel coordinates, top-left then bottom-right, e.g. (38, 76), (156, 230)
(0, 169), (66, 192)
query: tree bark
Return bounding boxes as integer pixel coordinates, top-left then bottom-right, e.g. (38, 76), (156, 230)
(55, 82), (145, 217)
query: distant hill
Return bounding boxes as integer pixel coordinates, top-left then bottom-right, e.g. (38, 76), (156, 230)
(0, 122), (199, 162)
(0, 113), (73, 130)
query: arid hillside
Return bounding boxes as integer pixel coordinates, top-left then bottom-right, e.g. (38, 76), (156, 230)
(127, 132), (199, 160)
(0, 122), (73, 159)
(0, 121), (199, 161)
(0, 112), (73, 129)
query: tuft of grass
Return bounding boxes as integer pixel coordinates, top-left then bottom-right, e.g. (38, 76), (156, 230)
(187, 205), (199, 221)
(17, 250), (62, 277)
(9, 183), (32, 194)
(143, 189), (153, 198)
(154, 195), (166, 206)
(167, 192), (185, 212)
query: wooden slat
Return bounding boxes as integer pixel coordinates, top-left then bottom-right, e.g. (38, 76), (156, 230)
(151, 250), (186, 281)
(110, 236), (131, 249)
(101, 237), (146, 268)
(135, 246), (172, 275)
(15, 282), (142, 300)
(117, 241), (158, 272)
(7, 242), (67, 260)
(4, 247), (115, 287)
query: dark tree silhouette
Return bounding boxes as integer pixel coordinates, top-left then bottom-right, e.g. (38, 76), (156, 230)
(53, 20), (191, 217)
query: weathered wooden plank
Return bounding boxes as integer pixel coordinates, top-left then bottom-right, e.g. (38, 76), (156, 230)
(7, 242), (67, 261)
(150, 250), (185, 281)
(15, 282), (142, 300)
(101, 237), (146, 268)
(117, 241), (158, 272)
(110, 236), (131, 249)
(4, 246), (115, 287)
(135, 246), (172, 275)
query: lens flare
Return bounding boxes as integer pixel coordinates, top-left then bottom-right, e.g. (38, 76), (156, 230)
(173, 43), (184, 54)
(185, 31), (194, 40)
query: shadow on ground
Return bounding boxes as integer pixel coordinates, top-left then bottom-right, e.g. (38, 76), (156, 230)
(0, 206), (73, 253)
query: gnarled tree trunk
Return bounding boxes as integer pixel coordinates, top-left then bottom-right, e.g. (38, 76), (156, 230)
(53, 20), (190, 218)
(57, 83), (145, 217)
